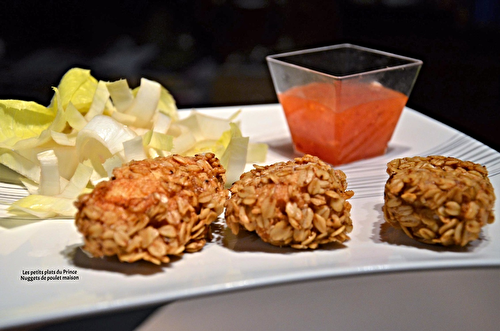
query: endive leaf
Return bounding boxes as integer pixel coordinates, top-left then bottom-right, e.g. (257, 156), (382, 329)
(0, 100), (55, 149)
(57, 67), (98, 113)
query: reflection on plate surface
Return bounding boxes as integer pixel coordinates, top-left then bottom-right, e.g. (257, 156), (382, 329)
(0, 104), (499, 329)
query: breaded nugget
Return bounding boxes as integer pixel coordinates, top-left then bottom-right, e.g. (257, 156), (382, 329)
(75, 153), (228, 264)
(225, 155), (354, 249)
(383, 155), (496, 246)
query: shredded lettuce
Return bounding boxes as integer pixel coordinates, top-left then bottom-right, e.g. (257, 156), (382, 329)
(0, 67), (268, 218)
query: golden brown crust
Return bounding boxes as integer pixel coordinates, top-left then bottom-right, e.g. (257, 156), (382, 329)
(224, 154), (354, 249)
(74, 153), (228, 264)
(383, 155), (496, 246)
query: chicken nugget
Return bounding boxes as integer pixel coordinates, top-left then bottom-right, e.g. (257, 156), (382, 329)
(225, 155), (354, 249)
(75, 153), (228, 264)
(383, 155), (495, 246)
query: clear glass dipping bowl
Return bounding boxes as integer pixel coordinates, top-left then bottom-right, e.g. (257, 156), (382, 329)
(267, 43), (422, 165)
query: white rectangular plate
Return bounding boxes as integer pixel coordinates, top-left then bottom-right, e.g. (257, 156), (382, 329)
(1, 104), (499, 329)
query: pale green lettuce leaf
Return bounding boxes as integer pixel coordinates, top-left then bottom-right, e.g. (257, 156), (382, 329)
(123, 136), (147, 163)
(50, 130), (77, 146)
(65, 102), (88, 131)
(0, 150), (40, 183)
(0, 100), (55, 149)
(76, 114), (137, 161)
(125, 78), (161, 128)
(10, 88), (68, 150)
(143, 130), (174, 152)
(102, 154), (124, 178)
(84, 81), (111, 121)
(168, 123), (197, 154)
(153, 112), (172, 133)
(176, 111), (233, 141)
(246, 143), (268, 163)
(9, 195), (77, 218)
(107, 79), (134, 112)
(158, 86), (178, 121)
(110, 110), (137, 126)
(132, 85), (178, 121)
(57, 67), (98, 113)
(19, 177), (40, 195)
(220, 123), (249, 186)
(58, 162), (93, 199)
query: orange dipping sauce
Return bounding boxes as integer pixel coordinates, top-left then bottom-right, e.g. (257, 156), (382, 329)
(278, 81), (408, 165)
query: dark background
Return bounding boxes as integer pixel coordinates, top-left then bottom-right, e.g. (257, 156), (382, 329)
(1, 0), (499, 151)
(1, 1), (499, 329)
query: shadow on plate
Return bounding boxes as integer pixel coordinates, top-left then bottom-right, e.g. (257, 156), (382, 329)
(384, 143), (412, 159)
(0, 218), (45, 229)
(0, 164), (24, 185)
(210, 218), (347, 254)
(266, 137), (299, 160)
(60, 244), (170, 275)
(338, 143), (413, 171)
(265, 138), (412, 169)
(371, 203), (485, 253)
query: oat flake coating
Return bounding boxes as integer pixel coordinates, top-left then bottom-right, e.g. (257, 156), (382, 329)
(383, 155), (496, 246)
(75, 153), (228, 264)
(225, 155), (354, 249)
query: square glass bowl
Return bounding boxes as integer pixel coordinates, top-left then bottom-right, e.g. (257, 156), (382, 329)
(266, 43), (422, 165)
